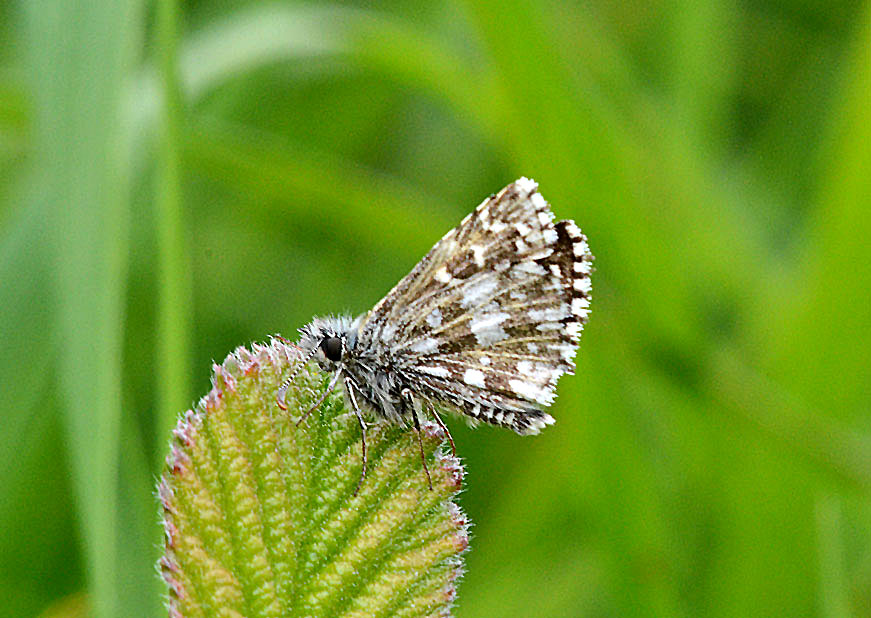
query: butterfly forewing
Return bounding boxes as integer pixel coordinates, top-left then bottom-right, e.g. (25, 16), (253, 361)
(355, 178), (593, 434)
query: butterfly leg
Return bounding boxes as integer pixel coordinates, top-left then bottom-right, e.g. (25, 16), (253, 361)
(428, 406), (456, 456)
(403, 388), (433, 491)
(295, 369), (343, 426)
(345, 376), (368, 496)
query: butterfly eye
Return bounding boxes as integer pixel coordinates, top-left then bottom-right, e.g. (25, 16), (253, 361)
(320, 336), (343, 362)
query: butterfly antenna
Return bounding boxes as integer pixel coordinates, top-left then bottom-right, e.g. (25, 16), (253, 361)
(276, 345), (319, 410)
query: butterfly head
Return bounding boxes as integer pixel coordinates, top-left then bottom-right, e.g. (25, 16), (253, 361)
(298, 315), (357, 370)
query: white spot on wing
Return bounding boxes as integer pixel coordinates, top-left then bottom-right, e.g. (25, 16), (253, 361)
(564, 221), (581, 238)
(517, 360), (534, 375)
(463, 368), (486, 388)
(509, 379), (555, 405)
(525, 230), (544, 246)
(470, 312), (510, 345)
(529, 305), (570, 322)
(512, 261), (547, 277)
(471, 244), (486, 267)
(550, 343), (577, 362)
(435, 266), (452, 283)
(542, 277), (563, 292)
(461, 277), (499, 307)
(574, 261), (592, 274)
(426, 307), (443, 328)
(381, 322), (397, 342)
(572, 297), (591, 316)
(418, 365), (450, 378)
(527, 247), (554, 261)
(523, 413), (556, 434)
(573, 277), (592, 293)
(470, 312), (509, 330)
(515, 177), (537, 193)
(573, 240), (590, 257)
(410, 337), (440, 354)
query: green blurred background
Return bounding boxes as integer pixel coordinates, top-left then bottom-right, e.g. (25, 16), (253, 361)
(2, 0), (870, 616)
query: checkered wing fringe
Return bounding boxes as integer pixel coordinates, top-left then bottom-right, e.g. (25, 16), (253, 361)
(357, 178), (593, 434)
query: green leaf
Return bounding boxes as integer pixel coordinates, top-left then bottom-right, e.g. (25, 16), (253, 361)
(159, 339), (468, 617)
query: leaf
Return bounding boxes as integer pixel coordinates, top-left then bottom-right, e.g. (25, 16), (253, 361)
(158, 338), (468, 618)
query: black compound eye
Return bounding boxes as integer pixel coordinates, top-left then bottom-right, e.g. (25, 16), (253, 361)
(320, 336), (343, 362)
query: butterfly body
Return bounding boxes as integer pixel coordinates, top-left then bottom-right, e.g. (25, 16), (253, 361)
(297, 315), (412, 425)
(282, 177), (593, 490)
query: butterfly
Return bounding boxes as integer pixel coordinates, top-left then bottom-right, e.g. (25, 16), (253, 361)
(278, 177), (593, 492)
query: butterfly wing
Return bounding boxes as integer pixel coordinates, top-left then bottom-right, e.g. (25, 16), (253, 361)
(355, 178), (593, 434)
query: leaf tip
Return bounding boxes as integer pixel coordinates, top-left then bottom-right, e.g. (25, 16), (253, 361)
(158, 338), (470, 616)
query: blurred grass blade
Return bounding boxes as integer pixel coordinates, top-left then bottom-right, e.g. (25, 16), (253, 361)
(159, 339), (468, 617)
(24, 1), (145, 616)
(154, 0), (193, 455)
(815, 495), (851, 618)
(184, 119), (454, 257)
(131, 5), (493, 149)
(761, 7), (871, 416)
(35, 593), (89, 618)
(118, 405), (166, 617)
(0, 195), (54, 482)
(668, 0), (735, 150)
(709, 348), (871, 489)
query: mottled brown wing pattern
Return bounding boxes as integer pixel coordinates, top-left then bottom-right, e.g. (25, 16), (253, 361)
(356, 178), (593, 434)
